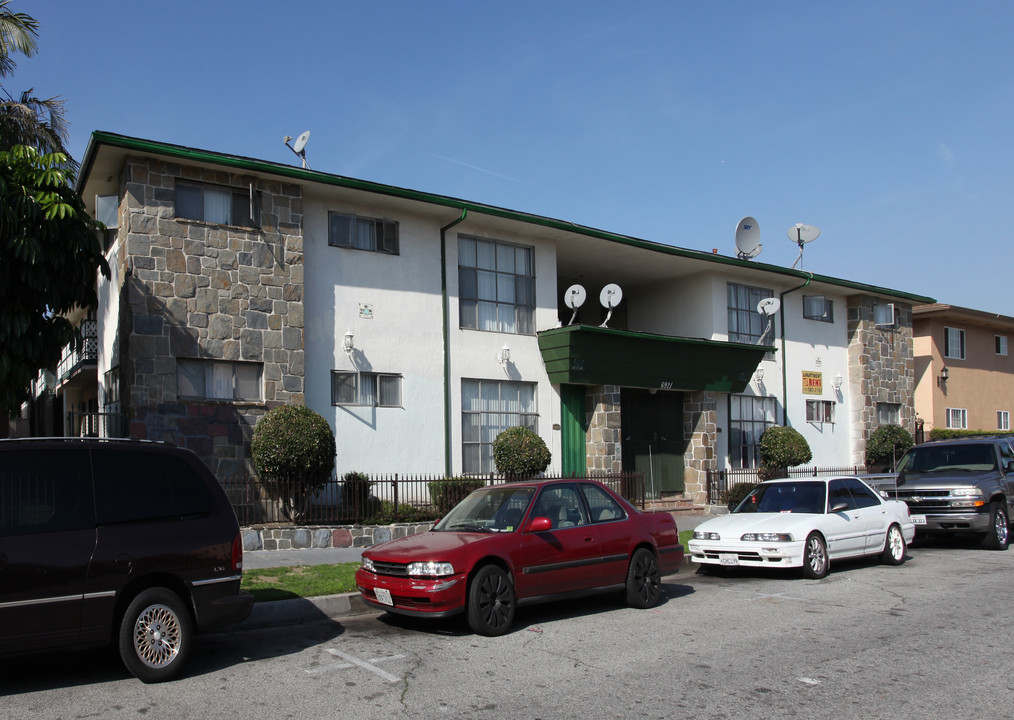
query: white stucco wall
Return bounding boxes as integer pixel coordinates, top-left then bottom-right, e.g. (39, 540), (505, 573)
(96, 237), (121, 413)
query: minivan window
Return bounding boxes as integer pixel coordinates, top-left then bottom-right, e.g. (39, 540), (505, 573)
(92, 449), (213, 524)
(0, 449), (94, 536)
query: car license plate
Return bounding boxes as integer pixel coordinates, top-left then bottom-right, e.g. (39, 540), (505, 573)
(719, 554), (739, 566)
(911, 514), (927, 526)
(374, 587), (393, 606)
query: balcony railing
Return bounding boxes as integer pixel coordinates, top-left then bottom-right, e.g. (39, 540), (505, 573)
(65, 410), (127, 438)
(56, 320), (98, 381)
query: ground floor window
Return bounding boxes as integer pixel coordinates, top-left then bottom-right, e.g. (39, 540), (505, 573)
(461, 379), (538, 474)
(946, 408), (968, 430)
(999, 411), (1010, 431)
(806, 399), (834, 424)
(177, 359), (262, 401)
(729, 395), (777, 469)
(877, 402), (901, 426)
(331, 371), (402, 407)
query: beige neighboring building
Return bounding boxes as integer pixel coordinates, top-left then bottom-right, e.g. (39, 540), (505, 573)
(913, 304), (1014, 435)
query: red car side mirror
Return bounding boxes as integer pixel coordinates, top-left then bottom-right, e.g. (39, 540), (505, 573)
(526, 516), (552, 533)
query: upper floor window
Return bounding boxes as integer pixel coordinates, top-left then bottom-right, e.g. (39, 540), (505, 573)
(944, 327), (966, 360)
(459, 236), (535, 335)
(331, 371), (402, 407)
(873, 303), (895, 327)
(177, 359), (262, 402)
(176, 180), (260, 227)
(997, 335), (1009, 357)
(328, 212), (399, 254)
(946, 407), (967, 430)
(803, 295), (833, 323)
(727, 283), (774, 344)
(877, 402), (901, 426)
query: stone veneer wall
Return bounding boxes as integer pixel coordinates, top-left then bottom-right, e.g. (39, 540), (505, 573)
(683, 391), (718, 506)
(585, 385), (623, 473)
(117, 156), (305, 481)
(846, 296), (915, 465)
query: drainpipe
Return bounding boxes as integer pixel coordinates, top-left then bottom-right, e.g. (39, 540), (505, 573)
(440, 209), (468, 476)
(779, 273), (813, 426)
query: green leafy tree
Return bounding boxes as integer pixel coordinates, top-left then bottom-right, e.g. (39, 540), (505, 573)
(758, 426), (812, 479)
(865, 424), (914, 469)
(492, 426), (552, 478)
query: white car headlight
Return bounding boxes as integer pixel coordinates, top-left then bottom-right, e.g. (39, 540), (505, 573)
(407, 561), (455, 577)
(741, 533), (793, 542)
(693, 531), (721, 541)
(361, 557), (375, 573)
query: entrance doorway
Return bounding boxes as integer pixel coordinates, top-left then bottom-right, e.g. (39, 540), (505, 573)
(621, 389), (685, 495)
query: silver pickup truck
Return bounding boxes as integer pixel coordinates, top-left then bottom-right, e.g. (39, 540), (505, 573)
(877, 437), (1014, 550)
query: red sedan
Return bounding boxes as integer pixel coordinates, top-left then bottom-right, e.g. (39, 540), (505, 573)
(355, 479), (684, 635)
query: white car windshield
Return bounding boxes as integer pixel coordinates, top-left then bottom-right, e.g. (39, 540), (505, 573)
(434, 486), (535, 533)
(734, 481), (826, 514)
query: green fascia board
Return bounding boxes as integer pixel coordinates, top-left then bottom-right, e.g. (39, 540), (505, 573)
(538, 325), (774, 393)
(78, 131), (934, 305)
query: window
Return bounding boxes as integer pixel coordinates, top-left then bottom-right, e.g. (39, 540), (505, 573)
(331, 371), (402, 407)
(1000, 411), (1010, 431)
(946, 408), (968, 430)
(176, 180), (259, 227)
(806, 399), (834, 424)
(803, 295), (833, 323)
(728, 283), (774, 344)
(531, 484), (588, 529)
(997, 336), (1009, 356)
(580, 483), (626, 522)
(92, 449), (212, 525)
(873, 303), (895, 327)
(328, 212), (398, 254)
(461, 379), (538, 474)
(729, 395), (777, 468)
(828, 479), (856, 511)
(458, 236), (535, 334)
(877, 402), (901, 426)
(0, 449), (94, 535)
(944, 327), (966, 359)
(177, 359), (262, 402)
(844, 478), (881, 509)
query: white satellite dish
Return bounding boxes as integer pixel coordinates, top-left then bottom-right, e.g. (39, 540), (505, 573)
(788, 223), (820, 269)
(564, 284), (587, 326)
(599, 284), (623, 328)
(756, 297), (780, 345)
(735, 216), (763, 260)
(283, 130), (311, 169)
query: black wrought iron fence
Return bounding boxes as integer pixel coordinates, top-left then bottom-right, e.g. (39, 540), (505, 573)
(222, 471), (645, 526)
(705, 465), (874, 505)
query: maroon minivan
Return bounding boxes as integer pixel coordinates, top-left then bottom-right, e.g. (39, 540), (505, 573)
(0, 438), (253, 682)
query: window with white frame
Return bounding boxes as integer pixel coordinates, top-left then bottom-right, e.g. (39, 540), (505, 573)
(803, 295), (833, 323)
(177, 359), (262, 401)
(946, 408), (968, 430)
(328, 212), (399, 254)
(175, 180), (260, 227)
(729, 395), (777, 469)
(873, 303), (895, 327)
(806, 399), (834, 424)
(458, 236), (535, 334)
(997, 335), (1009, 356)
(999, 411), (1010, 431)
(461, 379), (538, 474)
(728, 283), (774, 344)
(877, 402), (901, 426)
(331, 371), (402, 407)
(944, 327), (966, 359)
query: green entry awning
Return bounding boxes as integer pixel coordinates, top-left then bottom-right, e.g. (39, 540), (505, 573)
(538, 325), (774, 393)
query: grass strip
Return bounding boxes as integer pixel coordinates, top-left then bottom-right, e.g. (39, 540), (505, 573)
(241, 563), (360, 603)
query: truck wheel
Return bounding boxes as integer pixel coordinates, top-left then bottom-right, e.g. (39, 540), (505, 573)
(981, 502), (1009, 551)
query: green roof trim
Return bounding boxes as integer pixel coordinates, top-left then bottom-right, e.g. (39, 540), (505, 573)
(537, 325), (774, 393)
(79, 131), (935, 304)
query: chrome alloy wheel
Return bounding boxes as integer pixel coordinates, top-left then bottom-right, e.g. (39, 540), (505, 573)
(132, 603), (183, 669)
(996, 509), (1009, 546)
(806, 535), (827, 576)
(887, 525), (905, 561)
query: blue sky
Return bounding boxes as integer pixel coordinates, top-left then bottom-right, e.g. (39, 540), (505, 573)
(13, 1), (1014, 314)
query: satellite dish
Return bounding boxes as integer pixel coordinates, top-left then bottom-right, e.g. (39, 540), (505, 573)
(788, 223), (820, 269)
(564, 284), (587, 325)
(293, 130), (310, 154)
(757, 297), (781, 316)
(599, 284), (623, 328)
(735, 216), (763, 260)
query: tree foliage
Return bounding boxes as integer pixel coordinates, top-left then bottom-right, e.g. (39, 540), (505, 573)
(492, 426), (552, 477)
(758, 426), (812, 477)
(865, 424), (914, 468)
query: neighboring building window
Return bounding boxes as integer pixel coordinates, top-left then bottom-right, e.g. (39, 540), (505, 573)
(331, 371), (402, 407)
(461, 379), (538, 474)
(177, 359), (262, 401)
(175, 180), (259, 227)
(997, 335), (1009, 356)
(873, 303), (895, 327)
(803, 295), (833, 323)
(328, 212), (399, 254)
(728, 283), (774, 344)
(999, 411), (1011, 431)
(946, 408), (968, 430)
(877, 402), (901, 426)
(944, 327), (966, 359)
(729, 395), (777, 469)
(458, 236), (535, 334)
(806, 399), (834, 424)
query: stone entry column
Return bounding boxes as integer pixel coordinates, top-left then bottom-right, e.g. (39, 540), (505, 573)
(585, 385), (622, 473)
(683, 391), (718, 506)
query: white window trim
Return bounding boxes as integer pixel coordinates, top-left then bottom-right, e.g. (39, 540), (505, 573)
(999, 411), (1010, 431)
(997, 335), (1009, 357)
(946, 407), (968, 430)
(944, 327), (966, 360)
(806, 399), (834, 424)
(331, 371), (403, 407)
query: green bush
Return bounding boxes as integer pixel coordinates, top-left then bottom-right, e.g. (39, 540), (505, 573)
(720, 482), (757, 510)
(866, 424), (914, 468)
(341, 471), (378, 520)
(364, 501), (434, 525)
(429, 477), (487, 515)
(758, 426), (812, 477)
(492, 426), (552, 477)
(930, 428), (1014, 441)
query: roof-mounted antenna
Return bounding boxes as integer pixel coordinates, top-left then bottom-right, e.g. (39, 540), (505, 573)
(564, 284), (587, 326)
(788, 223), (820, 269)
(283, 130), (311, 169)
(599, 284), (623, 328)
(735, 217), (763, 260)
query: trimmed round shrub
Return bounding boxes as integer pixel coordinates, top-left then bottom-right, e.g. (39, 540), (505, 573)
(429, 477), (487, 515)
(492, 426), (552, 477)
(758, 426), (812, 476)
(865, 424), (914, 468)
(720, 482), (757, 511)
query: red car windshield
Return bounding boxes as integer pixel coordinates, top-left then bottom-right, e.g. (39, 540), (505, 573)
(434, 486), (536, 533)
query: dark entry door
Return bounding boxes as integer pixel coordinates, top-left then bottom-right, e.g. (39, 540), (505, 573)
(621, 390), (685, 494)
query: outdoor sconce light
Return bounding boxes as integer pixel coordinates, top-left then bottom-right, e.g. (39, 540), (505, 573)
(938, 366), (949, 387)
(833, 373), (843, 390)
(497, 343), (511, 374)
(754, 368), (764, 383)
(343, 330), (355, 355)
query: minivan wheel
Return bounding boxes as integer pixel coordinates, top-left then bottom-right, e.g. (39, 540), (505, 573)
(118, 588), (192, 683)
(981, 502), (1010, 551)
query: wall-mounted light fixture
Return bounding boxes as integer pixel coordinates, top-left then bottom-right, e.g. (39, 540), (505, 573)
(754, 368), (764, 383)
(938, 366), (949, 387)
(833, 372), (843, 390)
(497, 343), (511, 374)
(343, 330), (355, 355)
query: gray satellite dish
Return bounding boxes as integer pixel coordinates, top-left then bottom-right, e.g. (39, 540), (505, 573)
(735, 216), (763, 260)
(283, 130), (312, 169)
(599, 284), (623, 328)
(564, 284), (587, 326)
(788, 223), (820, 269)
(756, 297), (780, 345)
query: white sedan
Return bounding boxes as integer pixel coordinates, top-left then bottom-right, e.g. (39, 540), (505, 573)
(689, 477), (916, 579)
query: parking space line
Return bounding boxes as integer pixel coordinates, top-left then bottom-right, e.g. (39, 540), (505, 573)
(325, 649), (404, 682)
